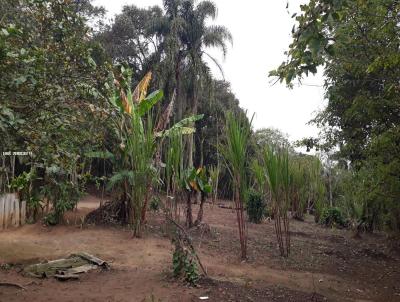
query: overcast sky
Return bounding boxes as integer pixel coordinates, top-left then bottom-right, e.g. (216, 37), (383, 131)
(93, 0), (326, 144)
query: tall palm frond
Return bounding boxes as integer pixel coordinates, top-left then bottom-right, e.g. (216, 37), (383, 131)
(201, 51), (225, 78)
(195, 0), (217, 21)
(202, 25), (233, 58)
(163, 0), (182, 17)
(107, 170), (135, 190)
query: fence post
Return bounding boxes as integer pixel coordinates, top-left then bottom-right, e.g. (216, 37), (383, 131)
(12, 194), (20, 227)
(4, 194), (11, 229)
(0, 195), (4, 230)
(21, 200), (26, 226)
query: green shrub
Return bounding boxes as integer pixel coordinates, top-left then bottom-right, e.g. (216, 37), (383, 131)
(172, 247), (199, 285)
(10, 170), (41, 221)
(264, 206), (272, 219)
(320, 207), (347, 228)
(247, 190), (265, 224)
(149, 196), (161, 212)
(43, 212), (58, 226)
(42, 180), (80, 225)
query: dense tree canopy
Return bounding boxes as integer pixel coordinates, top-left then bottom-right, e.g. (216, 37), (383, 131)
(273, 0), (400, 231)
(0, 0), (111, 175)
(2, 0), (397, 235)
(0, 0), (116, 220)
(0, 0), (243, 221)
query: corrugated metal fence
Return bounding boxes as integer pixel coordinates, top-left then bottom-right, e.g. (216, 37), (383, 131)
(0, 193), (26, 230)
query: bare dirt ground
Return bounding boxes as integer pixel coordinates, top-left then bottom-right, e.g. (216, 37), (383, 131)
(1, 196), (399, 302)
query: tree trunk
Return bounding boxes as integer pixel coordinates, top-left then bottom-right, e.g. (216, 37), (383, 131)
(187, 73), (199, 169)
(234, 184), (247, 260)
(175, 52), (182, 121)
(328, 171), (333, 207)
(186, 191), (193, 228)
(195, 192), (206, 225)
(140, 183), (151, 224)
(188, 135), (194, 168)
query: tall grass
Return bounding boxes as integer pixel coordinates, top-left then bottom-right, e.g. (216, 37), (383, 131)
(209, 165), (220, 205)
(263, 146), (291, 257)
(165, 132), (183, 222)
(220, 111), (253, 260)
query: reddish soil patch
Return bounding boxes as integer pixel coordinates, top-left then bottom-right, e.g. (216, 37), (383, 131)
(1, 196), (399, 301)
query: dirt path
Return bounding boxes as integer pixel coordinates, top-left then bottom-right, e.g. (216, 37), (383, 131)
(195, 201), (400, 301)
(0, 196), (399, 301)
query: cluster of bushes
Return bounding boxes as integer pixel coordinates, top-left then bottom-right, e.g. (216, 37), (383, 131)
(247, 190), (266, 224)
(246, 189), (351, 230)
(319, 207), (347, 228)
(172, 237), (199, 285)
(246, 190), (275, 223)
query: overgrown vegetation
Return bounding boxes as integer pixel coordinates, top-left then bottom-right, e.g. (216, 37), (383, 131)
(272, 0), (400, 233)
(220, 111), (253, 259)
(263, 146), (291, 257)
(247, 190), (265, 224)
(1, 0), (398, 275)
(320, 207), (346, 228)
(172, 244), (199, 285)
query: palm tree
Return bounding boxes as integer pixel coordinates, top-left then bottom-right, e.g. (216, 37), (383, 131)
(156, 0), (232, 167)
(179, 0), (232, 167)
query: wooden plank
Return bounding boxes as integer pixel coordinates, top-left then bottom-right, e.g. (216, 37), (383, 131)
(8, 194), (12, 228)
(4, 194), (10, 229)
(24, 257), (89, 278)
(20, 200), (26, 226)
(11, 195), (16, 226)
(0, 194), (24, 229)
(74, 252), (108, 267)
(54, 273), (80, 280)
(13, 195), (20, 227)
(64, 264), (97, 274)
(0, 195), (4, 230)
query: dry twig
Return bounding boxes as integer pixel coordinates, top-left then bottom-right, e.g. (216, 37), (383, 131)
(0, 282), (27, 290)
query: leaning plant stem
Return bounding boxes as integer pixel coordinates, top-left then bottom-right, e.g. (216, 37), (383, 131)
(234, 181), (247, 260)
(167, 216), (207, 276)
(141, 178), (152, 223)
(195, 192), (206, 225)
(186, 192), (193, 228)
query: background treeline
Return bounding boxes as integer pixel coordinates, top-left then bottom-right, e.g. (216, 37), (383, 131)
(0, 0), (399, 236)
(0, 0), (246, 222)
(272, 0), (400, 233)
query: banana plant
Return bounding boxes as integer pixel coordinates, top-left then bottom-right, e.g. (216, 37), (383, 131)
(181, 167), (212, 228)
(103, 64), (203, 237)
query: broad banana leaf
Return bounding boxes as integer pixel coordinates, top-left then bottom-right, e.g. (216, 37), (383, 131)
(113, 78), (132, 114)
(155, 126), (194, 138)
(189, 180), (199, 192)
(109, 91), (121, 112)
(137, 90), (163, 117)
(85, 151), (114, 160)
(156, 114), (204, 138)
(203, 184), (212, 194)
(107, 170), (135, 190)
(133, 72), (152, 103)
